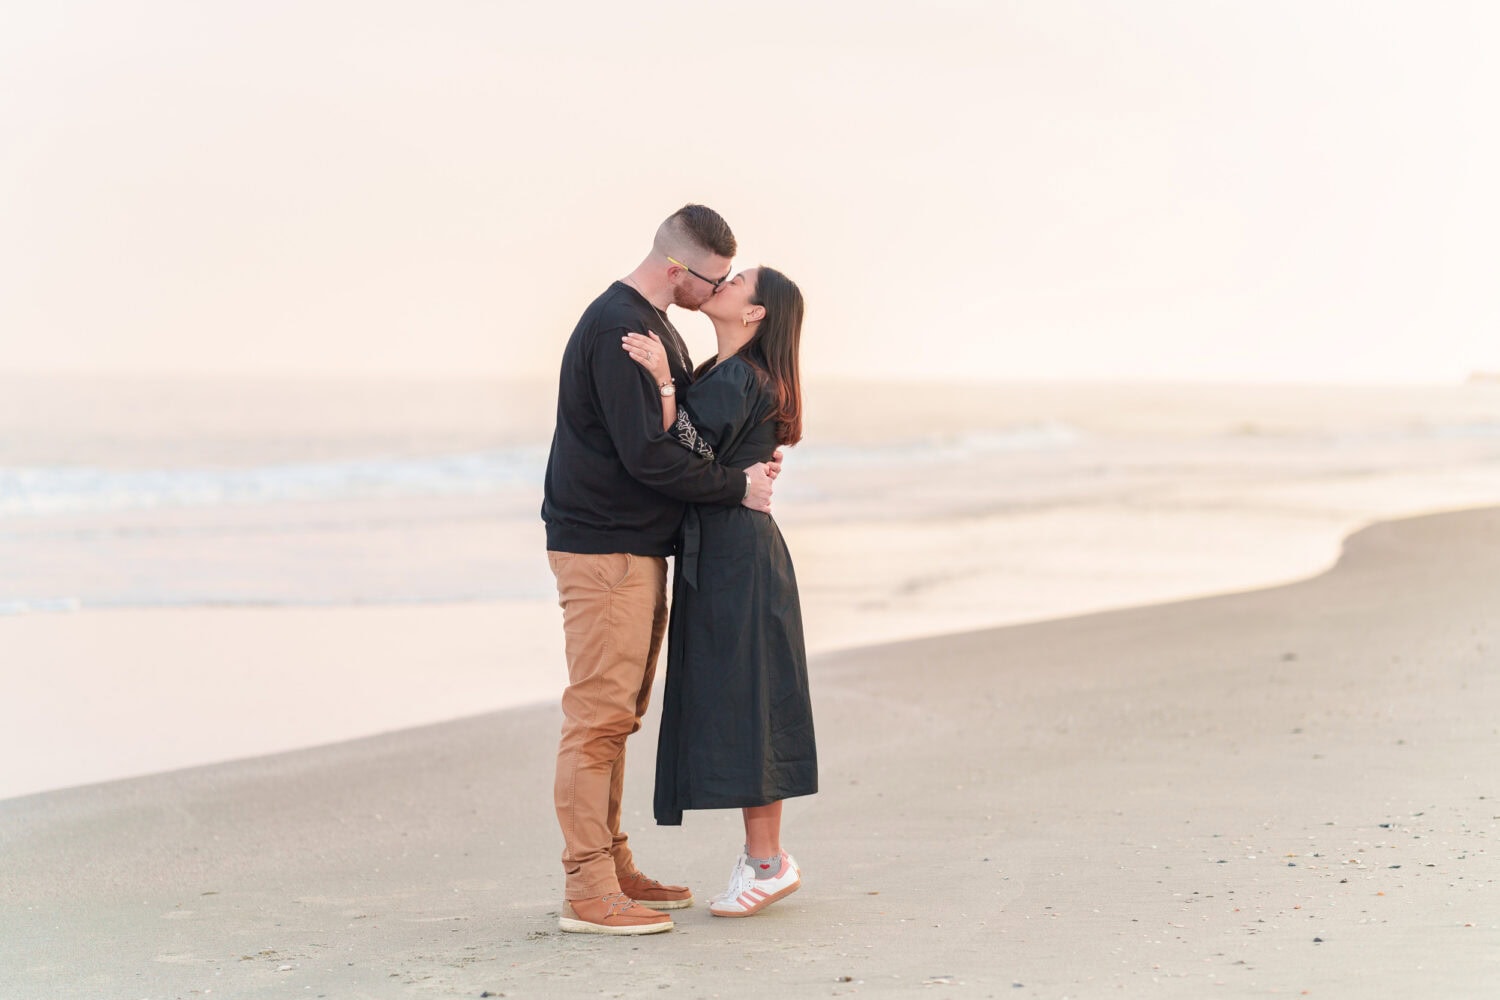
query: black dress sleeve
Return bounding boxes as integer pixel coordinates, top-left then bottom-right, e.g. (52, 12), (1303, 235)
(680, 357), (771, 457)
(587, 327), (745, 505)
(671, 408), (715, 461)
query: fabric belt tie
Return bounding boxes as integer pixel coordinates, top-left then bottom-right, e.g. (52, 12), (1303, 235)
(678, 507), (703, 590)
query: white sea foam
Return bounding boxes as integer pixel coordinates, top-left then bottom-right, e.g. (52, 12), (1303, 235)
(795, 421), (1082, 468)
(0, 422), (1080, 518)
(1429, 420), (1500, 439)
(0, 597), (84, 615)
(0, 447), (549, 517)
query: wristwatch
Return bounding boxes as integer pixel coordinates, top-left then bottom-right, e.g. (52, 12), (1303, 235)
(658, 380), (676, 397)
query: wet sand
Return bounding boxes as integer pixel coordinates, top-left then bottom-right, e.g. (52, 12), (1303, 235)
(2, 507), (1495, 998)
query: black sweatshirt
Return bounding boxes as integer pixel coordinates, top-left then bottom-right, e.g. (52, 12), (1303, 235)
(542, 281), (747, 555)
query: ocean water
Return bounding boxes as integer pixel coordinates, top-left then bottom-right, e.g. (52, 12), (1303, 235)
(4, 375), (1499, 616)
(0, 376), (1091, 615)
(0, 448), (549, 517)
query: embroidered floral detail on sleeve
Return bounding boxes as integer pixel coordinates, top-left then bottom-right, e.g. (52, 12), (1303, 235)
(673, 408), (715, 460)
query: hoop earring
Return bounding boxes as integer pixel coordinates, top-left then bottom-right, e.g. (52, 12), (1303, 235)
(742, 316), (748, 328)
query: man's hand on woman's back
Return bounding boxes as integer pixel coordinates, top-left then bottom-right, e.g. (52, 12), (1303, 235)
(742, 462), (775, 512)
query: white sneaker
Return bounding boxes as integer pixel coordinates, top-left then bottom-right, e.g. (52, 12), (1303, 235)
(708, 851), (801, 917)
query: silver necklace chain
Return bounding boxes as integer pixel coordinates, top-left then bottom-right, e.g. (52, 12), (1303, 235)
(623, 277), (691, 372)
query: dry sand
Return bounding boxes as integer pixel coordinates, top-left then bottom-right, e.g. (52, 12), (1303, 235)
(2, 507), (1496, 998)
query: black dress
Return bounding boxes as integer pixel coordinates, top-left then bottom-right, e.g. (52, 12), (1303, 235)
(654, 356), (818, 826)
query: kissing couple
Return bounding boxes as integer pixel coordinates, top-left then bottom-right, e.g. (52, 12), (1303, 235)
(541, 203), (818, 934)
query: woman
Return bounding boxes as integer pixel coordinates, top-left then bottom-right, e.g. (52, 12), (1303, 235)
(620, 266), (817, 918)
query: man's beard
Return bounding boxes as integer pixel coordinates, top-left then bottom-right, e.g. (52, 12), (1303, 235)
(671, 282), (710, 311)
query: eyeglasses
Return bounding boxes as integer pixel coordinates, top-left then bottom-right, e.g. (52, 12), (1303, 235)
(666, 255), (732, 291)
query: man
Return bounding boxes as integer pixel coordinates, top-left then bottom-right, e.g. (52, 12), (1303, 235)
(541, 204), (778, 935)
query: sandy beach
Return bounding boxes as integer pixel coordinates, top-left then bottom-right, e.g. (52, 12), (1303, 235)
(2, 506), (1496, 998)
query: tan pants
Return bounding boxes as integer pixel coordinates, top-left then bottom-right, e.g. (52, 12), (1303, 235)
(547, 551), (669, 900)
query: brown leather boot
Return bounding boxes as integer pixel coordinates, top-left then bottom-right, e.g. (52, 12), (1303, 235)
(618, 870), (694, 910)
(559, 891), (673, 935)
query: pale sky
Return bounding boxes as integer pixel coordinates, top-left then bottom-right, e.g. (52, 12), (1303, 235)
(3, 1), (1497, 383)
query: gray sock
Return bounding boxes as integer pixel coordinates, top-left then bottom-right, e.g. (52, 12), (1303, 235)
(747, 853), (781, 879)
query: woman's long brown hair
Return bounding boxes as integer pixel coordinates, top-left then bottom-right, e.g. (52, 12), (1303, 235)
(696, 266), (805, 445)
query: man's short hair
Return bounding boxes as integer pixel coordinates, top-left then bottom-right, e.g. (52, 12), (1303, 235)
(657, 204), (736, 260)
